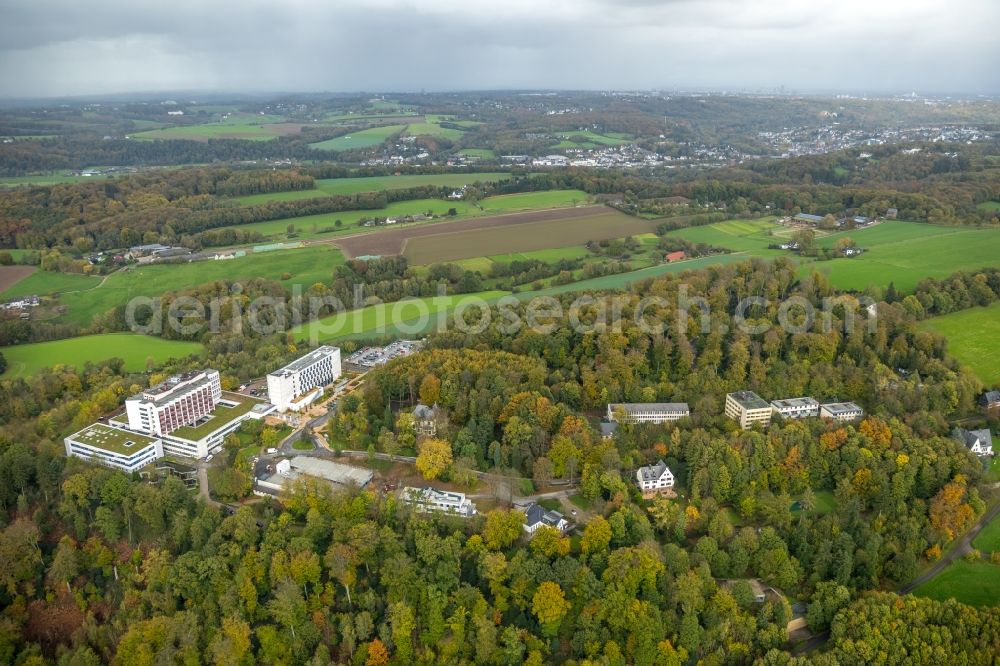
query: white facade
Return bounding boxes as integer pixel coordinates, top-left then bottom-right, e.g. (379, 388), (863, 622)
(522, 503), (569, 534)
(64, 424), (163, 473)
(770, 397), (820, 420)
(636, 460), (675, 492)
(401, 487), (477, 517)
(267, 346), (342, 411)
(125, 370), (221, 436)
(725, 391), (773, 429)
(819, 402), (864, 422)
(607, 402), (690, 424)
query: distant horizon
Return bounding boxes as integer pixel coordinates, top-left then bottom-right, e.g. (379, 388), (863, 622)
(1, 0), (996, 99)
(1, 86), (998, 106)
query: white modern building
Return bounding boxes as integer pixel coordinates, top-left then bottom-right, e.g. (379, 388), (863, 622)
(267, 346), (342, 412)
(819, 402), (864, 422)
(606, 402), (690, 424)
(636, 460), (675, 493)
(125, 369), (222, 436)
(770, 397), (820, 420)
(401, 487), (477, 517)
(64, 424), (163, 473)
(116, 389), (273, 459)
(725, 391), (773, 429)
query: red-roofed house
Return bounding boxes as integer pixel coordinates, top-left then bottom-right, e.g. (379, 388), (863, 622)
(665, 251), (686, 262)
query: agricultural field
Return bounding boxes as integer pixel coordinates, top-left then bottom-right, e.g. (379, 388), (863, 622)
(804, 221), (1000, 292)
(973, 514), (1000, 554)
(918, 302), (1000, 385)
(913, 560), (1000, 607)
(668, 218), (1000, 293)
(0, 333), (203, 378)
(130, 114), (294, 141)
(404, 122), (468, 140)
(458, 148), (496, 159)
(0, 266), (35, 293)
(233, 172), (513, 205)
(225, 189), (589, 243)
(401, 208), (659, 265)
(307, 125), (406, 151)
(20, 246), (344, 325)
(664, 217), (791, 253)
(0, 269), (99, 300)
(288, 291), (507, 344)
(0, 173), (114, 187)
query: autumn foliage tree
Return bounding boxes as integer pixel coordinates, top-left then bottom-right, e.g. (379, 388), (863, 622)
(415, 438), (453, 480)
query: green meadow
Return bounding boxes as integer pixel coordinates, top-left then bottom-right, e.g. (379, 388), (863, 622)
(976, 201), (1000, 212)
(14, 246), (345, 326)
(130, 114), (290, 141)
(308, 125), (406, 151)
(233, 172), (513, 205)
(973, 514), (1000, 554)
(804, 222), (1000, 292)
(913, 560), (1000, 607)
(1, 270), (100, 299)
(289, 291), (508, 344)
(918, 302), (1000, 385)
(1, 333), (203, 378)
(458, 148), (497, 159)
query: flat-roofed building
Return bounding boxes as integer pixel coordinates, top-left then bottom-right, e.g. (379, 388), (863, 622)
(125, 369), (222, 436)
(267, 346), (342, 411)
(725, 391), (772, 429)
(114, 391), (274, 459)
(255, 455), (373, 495)
(606, 402), (690, 424)
(401, 487), (477, 517)
(819, 402), (864, 422)
(64, 423), (163, 473)
(770, 397), (820, 420)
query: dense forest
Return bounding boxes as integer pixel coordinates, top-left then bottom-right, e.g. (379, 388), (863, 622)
(1, 259), (996, 663)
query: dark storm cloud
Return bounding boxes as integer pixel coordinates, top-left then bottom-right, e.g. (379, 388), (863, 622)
(0, 0), (997, 97)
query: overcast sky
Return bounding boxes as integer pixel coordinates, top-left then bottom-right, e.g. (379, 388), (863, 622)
(0, 0), (997, 98)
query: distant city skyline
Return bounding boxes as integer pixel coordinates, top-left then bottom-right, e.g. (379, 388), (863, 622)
(0, 0), (997, 98)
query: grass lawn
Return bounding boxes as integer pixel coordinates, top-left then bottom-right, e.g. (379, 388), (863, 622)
(987, 458), (1000, 483)
(489, 246), (591, 263)
(0, 333), (202, 378)
(292, 438), (316, 451)
(976, 201), (1000, 212)
(972, 512), (1000, 553)
(791, 490), (837, 516)
(288, 290), (508, 344)
(308, 125), (406, 151)
(917, 303), (1000, 385)
(67, 246), (343, 325)
(233, 172), (513, 205)
(569, 494), (594, 510)
(913, 560), (1000, 607)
